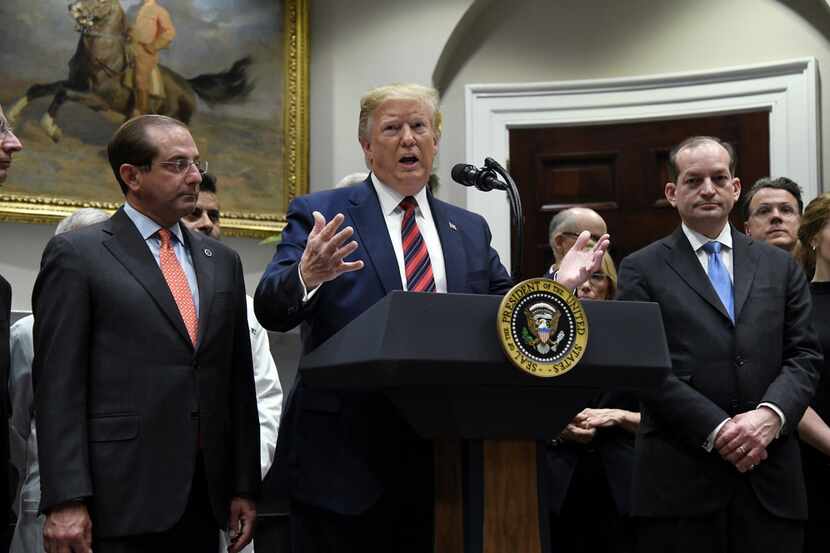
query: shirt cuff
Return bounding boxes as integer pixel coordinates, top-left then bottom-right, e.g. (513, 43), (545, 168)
(297, 265), (321, 303)
(703, 418), (731, 452)
(758, 402), (786, 438)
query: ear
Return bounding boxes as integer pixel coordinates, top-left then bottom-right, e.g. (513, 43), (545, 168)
(360, 138), (372, 162)
(731, 177), (741, 202)
(664, 181), (678, 208)
(744, 221), (752, 237)
(119, 164), (141, 194)
(553, 233), (568, 256)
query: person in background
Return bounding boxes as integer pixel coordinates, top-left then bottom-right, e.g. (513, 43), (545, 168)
(546, 250), (639, 553)
(8, 208), (110, 553)
(1, 102), (24, 544)
(743, 176), (803, 253)
(181, 172), (283, 553)
(546, 207), (608, 278)
(793, 192), (830, 553)
(131, 0), (176, 115)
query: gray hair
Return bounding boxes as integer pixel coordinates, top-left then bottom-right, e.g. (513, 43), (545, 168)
(55, 208), (109, 235)
(335, 172), (369, 189)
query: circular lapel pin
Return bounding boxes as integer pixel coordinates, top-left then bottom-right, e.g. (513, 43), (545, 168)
(203, 248), (213, 257)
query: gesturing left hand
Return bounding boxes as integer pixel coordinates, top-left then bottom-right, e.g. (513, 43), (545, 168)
(555, 231), (610, 291)
(227, 497), (257, 553)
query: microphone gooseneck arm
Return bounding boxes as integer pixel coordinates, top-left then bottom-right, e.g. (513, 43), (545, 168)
(483, 158), (524, 280)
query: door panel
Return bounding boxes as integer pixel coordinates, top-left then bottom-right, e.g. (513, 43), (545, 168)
(509, 112), (770, 279)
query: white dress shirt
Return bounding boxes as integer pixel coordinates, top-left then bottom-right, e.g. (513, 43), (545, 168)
(300, 175), (448, 298)
(370, 174), (447, 293)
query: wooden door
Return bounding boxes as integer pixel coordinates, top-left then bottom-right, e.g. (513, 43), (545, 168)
(509, 112), (770, 279)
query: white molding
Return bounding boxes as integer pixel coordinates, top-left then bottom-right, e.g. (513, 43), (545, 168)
(464, 58), (820, 267)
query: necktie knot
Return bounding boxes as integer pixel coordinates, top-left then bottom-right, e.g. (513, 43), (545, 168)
(702, 241), (722, 255)
(399, 196), (418, 213)
(158, 227), (174, 249)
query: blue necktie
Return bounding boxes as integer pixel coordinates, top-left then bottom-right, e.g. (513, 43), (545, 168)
(702, 241), (734, 322)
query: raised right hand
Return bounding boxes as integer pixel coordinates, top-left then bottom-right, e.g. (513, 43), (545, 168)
(44, 501), (92, 553)
(299, 211), (364, 289)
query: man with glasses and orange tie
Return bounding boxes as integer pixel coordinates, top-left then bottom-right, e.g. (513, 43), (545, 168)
(32, 115), (260, 553)
(1, 102), (24, 540)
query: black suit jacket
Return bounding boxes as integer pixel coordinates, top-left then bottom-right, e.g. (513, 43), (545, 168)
(544, 390), (638, 515)
(32, 208), (260, 537)
(0, 275), (10, 522)
(255, 177), (513, 515)
(617, 226), (822, 519)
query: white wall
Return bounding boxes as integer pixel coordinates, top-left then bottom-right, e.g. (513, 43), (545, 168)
(2, 0), (829, 309)
(437, 0), (830, 216)
(308, 0), (472, 192)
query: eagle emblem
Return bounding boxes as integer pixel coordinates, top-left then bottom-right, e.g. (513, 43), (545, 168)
(522, 302), (565, 355)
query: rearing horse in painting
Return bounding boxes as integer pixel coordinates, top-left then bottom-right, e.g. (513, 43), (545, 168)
(6, 0), (253, 141)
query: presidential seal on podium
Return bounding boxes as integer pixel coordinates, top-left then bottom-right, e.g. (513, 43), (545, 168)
(497, 277), (588, 378)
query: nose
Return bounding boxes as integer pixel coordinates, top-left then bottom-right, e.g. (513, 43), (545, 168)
(401, 125), (416, 145)
(700, 178), (717, 196)
(194, 211), (214, 234)
(1, 130), (23, 153)
(577, 280), (592, 298)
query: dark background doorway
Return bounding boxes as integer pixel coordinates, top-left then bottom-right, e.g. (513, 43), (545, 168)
(509, 112), (770, 279)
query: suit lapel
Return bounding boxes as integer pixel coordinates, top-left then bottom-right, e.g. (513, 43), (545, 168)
(663, 226), (732, 323)
(186, 228), (215, 351)
(429, 194), (466, 293)
(731, 229), (758, 322)
(348, 179), (403, 294)
(102, 208), (193, 348)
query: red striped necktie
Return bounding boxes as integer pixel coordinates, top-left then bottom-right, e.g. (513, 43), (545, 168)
(400, 196), (436, 292)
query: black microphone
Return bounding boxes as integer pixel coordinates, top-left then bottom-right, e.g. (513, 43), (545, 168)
(451, 163), (507, 192)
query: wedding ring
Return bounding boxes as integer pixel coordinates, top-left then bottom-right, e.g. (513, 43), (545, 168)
(749, 464), (756, 470)
(738, 445), (747, 456)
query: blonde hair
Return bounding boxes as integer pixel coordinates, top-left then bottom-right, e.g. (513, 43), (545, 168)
(795, 192), (830, 278)
(600, 252), (618, 299)
(358, 83), (442, 144)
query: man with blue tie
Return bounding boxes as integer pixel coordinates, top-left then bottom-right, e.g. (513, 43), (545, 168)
(617, 136), (822, 553)
(254, 83), (609, 552)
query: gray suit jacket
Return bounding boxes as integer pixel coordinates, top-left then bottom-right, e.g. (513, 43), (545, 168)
(32, 208), (261, 537)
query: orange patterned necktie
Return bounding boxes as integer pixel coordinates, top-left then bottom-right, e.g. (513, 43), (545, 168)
(157, 228), (198, 345)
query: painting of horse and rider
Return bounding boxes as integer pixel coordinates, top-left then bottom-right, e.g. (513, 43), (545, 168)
(0, 0), (307, 235)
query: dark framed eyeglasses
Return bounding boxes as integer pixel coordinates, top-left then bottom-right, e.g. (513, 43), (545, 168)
(0, 121), (17, 140)
(144, 159), (208, 175)
(561, 231), (603, 243)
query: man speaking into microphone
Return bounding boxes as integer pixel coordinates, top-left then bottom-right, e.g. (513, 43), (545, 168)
(255, 83), (608, 551)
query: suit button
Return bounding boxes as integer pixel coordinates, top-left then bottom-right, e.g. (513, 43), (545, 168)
(735, 356), (744, 367)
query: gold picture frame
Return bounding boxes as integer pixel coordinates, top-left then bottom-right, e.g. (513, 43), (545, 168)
(0, 0), (309, 238)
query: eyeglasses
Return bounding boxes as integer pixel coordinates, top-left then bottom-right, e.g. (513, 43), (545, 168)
(749, 203), (799, 219)
(144, 159), (208, 175)
(561, 231), (603, 243)
(0, 121), (17, 141)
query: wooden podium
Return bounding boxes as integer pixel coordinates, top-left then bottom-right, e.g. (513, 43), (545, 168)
(299, 292), (670, 553)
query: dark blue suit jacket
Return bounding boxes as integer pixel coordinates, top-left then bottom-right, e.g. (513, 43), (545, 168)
(255, 177), (512, 514)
